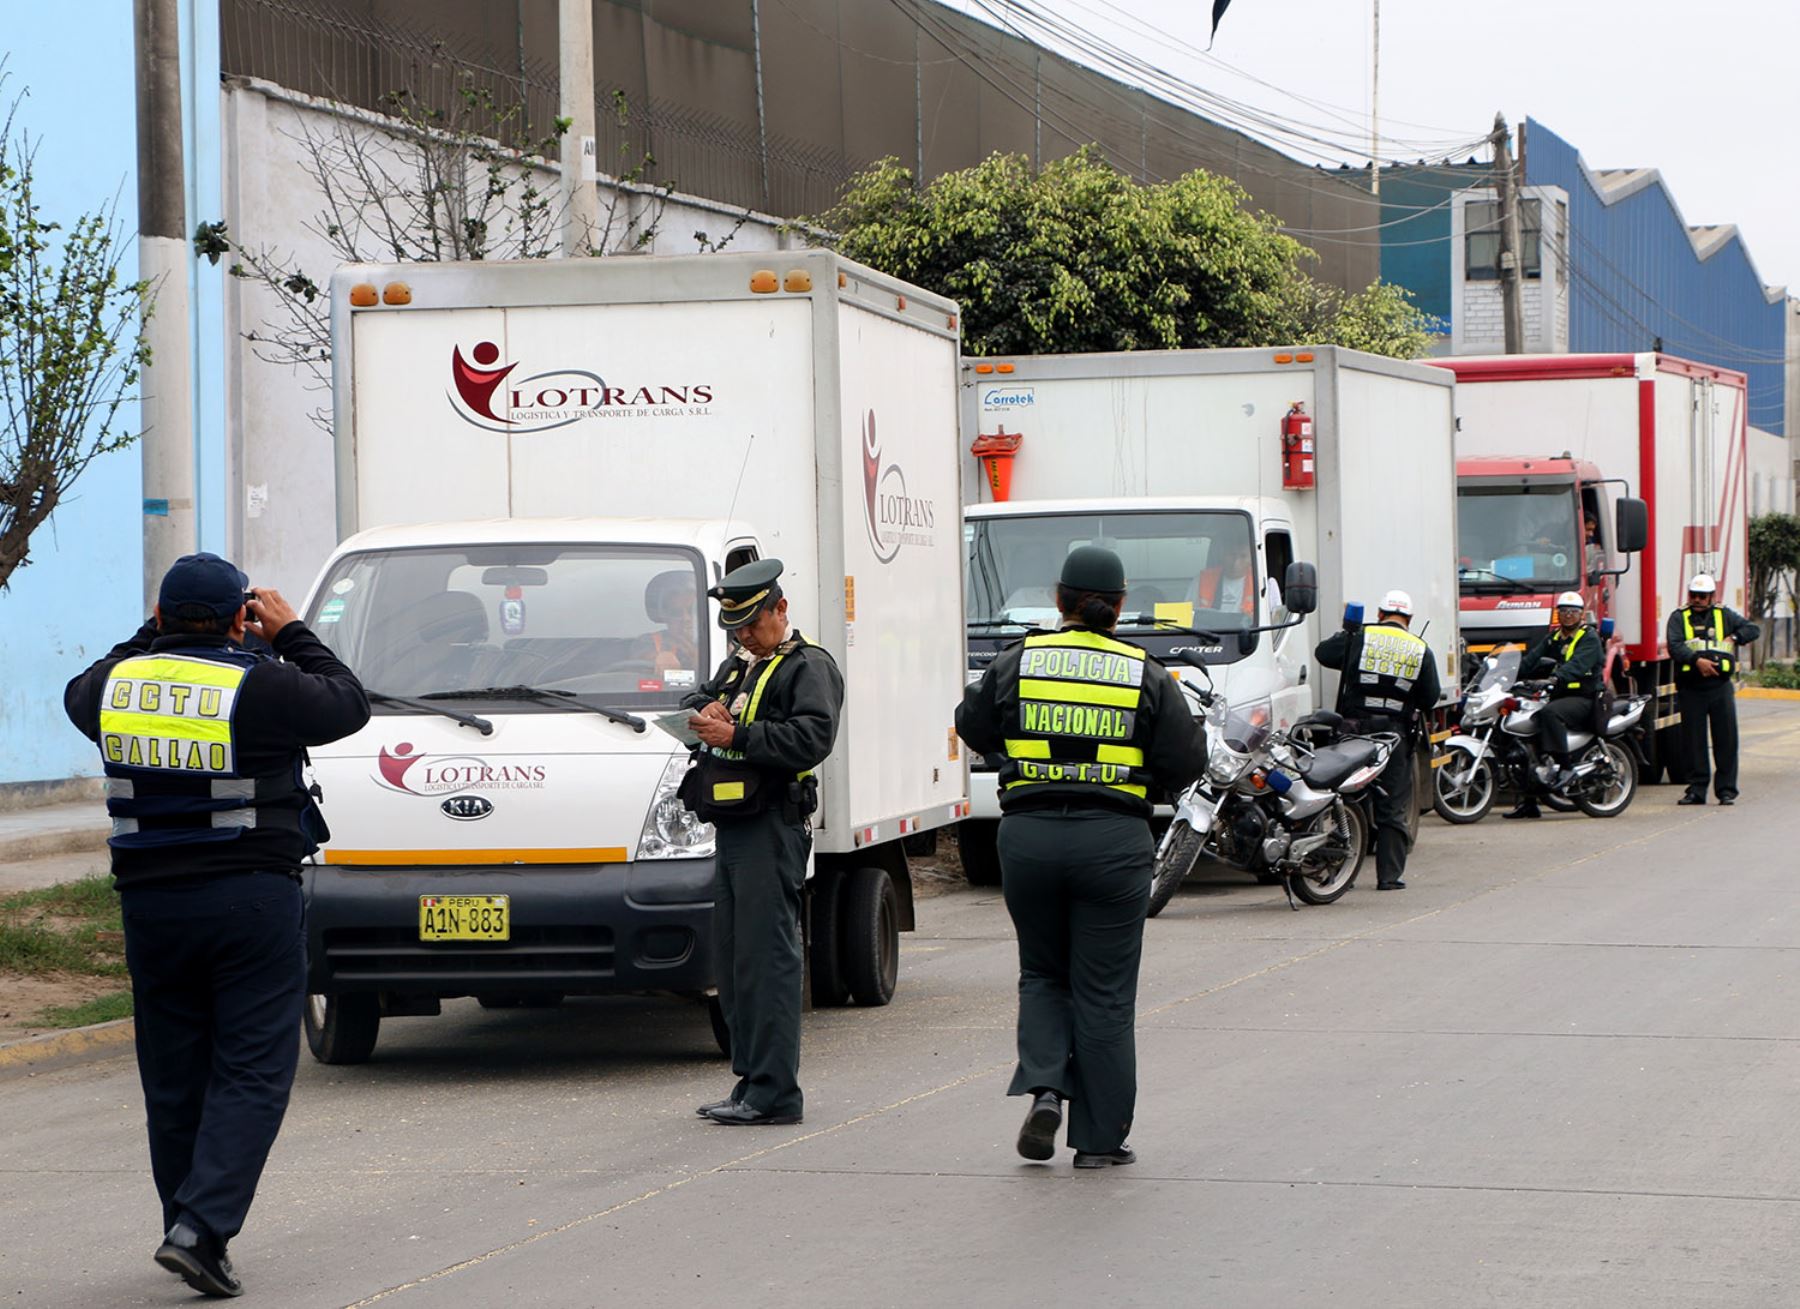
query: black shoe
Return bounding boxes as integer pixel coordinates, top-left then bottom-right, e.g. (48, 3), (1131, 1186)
(1502, 801), (1542, 820)
(1376, 880), (1406, 891)
(1718, 793), (1736, 806)
(1073, 1144), (1136, 1169)
(154, 1221), (242, 1299)
(696, 1094), (741, 1117)
(1016, 1091), (1062, 1162)
(703, 1102), (802, 1126)
(1678, 792), (1706, 806)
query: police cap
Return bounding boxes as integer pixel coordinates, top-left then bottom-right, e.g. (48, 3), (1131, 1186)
(1059, 545), (1126, 594)
(708, 557), (784, 629)
(159, 552), (250, 619)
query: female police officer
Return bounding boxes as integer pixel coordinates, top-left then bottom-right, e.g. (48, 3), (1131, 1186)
(955, 546), (1205, 1167)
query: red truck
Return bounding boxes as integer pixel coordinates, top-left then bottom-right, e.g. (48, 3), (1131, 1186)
(1434, 353), (1749, 783)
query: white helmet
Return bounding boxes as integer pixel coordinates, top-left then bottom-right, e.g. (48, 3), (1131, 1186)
(1378, 589), (1414, 616)
(1555, 591), (1585, 610)
(1688, 573), (1717, 594)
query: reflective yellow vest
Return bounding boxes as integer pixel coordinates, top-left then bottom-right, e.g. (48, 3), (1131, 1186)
(1557, 627), (1589, 692)
(706, 635), (816, 782)
(1001, 630), (1151, 801)
(1681, 608), (1734, 676)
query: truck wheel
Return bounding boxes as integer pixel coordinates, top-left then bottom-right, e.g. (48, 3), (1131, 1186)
(304, 993), (380, 1065)
(842, 866), (899, 1007)
(958, 820), (1002, 887)
(705, 994), (731, 1058)
(809, 872), (850, 1008)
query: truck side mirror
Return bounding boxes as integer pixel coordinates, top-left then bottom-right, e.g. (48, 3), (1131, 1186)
(1284, 561), (1319, 616)
(1615, 498), (1648, 554)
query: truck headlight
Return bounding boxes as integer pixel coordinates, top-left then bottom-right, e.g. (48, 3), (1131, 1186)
(635, 754), (715, 860)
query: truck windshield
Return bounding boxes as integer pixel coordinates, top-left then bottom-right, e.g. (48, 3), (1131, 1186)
(306, 544), (710, 708)
(966, 510), (1260, 644)
(1457, 484), (1578, 591)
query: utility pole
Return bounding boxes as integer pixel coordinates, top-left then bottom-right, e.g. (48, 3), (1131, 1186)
(1370, 0), (1380, 199)
(1490, 112), (1526, 354)
(559, 0), (599, 255)
(134, 0), (194, 607)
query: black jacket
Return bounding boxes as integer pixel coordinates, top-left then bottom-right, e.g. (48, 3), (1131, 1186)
(64, 621), (371, 886)
(1666, 605), (1760, 686)
(1316, 620), (1442, 723)
(954, 626), (1205, 818)
(1521, 624), (1603, 698)
(683, 631), (845, 776)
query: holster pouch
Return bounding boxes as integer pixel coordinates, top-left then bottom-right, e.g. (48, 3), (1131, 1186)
(783, 775), (819, 825)
(676, 752), (769, 823)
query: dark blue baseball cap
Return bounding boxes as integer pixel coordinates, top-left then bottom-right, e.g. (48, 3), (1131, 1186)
(158, 552), (249, 618)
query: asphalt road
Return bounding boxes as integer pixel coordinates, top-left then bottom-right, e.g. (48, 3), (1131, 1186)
(4, 701), (1798, 1308)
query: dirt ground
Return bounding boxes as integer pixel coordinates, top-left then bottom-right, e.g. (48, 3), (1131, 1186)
(0, 974), (125, 1045)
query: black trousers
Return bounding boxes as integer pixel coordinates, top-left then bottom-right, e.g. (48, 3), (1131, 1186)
(1679, 679), (1740, 799)
(1371, 743), (1415, 886)
(998, 808), (1152, 1155)
(712, 808), (809, 1117)
(1537, 696), (1594, 759)
(119, 870), (304, 1244)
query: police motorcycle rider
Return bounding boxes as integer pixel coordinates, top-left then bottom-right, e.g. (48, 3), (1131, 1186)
(63, 553), (369, 1299)
(1668, 573), (1759, 806)
(1501, 592), (1603, 820)
(1314, 589), (1440, 890)
(956, 546), (1206, 1169)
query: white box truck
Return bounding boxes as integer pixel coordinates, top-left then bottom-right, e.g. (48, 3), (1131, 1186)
(296, 250), (968, 1063)
(1433, 352), (1746, 781)
(957, 346), (1459, 881)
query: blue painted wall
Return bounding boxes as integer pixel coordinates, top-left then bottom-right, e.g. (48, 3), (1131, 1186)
(0, 1), (223, 787)
(1524, 119), (1786, 436)
(1342, 161), (1486, 329)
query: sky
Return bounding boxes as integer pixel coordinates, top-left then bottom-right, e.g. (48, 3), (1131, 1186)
(940, 0), (1800, 293)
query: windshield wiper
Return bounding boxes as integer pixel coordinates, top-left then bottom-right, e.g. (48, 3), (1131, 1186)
(367, 691), (494, 735)
(966, 618), (1044, 631)
(1458, 567), (1541, 595)
(421, 685), (646, 732)
(1119, 615), (1228, 643)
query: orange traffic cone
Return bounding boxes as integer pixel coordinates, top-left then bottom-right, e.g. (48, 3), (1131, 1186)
(970, 429), (1023, 502)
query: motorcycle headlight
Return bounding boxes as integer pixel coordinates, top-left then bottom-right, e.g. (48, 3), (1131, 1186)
(1207, 745), (1249, 787)
(635, 754), (715, 860)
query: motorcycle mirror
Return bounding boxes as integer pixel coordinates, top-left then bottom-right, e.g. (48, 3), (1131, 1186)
(1284, 561), (1319, 616)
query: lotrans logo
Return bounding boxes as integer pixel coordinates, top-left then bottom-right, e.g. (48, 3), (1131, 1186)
(448, 341), (715, 434)
(375, 742), (548, 797)
(860, 410), (937, 564)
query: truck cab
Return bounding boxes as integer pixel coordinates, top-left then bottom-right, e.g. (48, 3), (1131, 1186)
(1456, 454), (1646, 676)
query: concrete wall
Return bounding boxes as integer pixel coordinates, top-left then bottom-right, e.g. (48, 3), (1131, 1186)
(220, 77), (798, 598)
(1449, 186), (1570, 357)
(0, 7), (146, 787)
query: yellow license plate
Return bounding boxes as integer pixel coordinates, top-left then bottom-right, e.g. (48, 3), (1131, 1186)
(418, 895), (510, 942)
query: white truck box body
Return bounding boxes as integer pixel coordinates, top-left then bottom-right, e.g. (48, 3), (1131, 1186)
(960, 346), (1461, 699)
(1446, 353), (1749, 660)
(322, 251), (967, 859)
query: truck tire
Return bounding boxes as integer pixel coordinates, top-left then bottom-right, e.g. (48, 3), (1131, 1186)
(304, 992), (380, 1065)
(958, 820), (1002, 887)
(705, 993), (731, 1058)
(841, 866), (899, 1007)
(808, 872), (850, 1008)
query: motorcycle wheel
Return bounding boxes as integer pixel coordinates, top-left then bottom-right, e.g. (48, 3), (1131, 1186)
(1575, 740), (1637, 818)
(1288, 803), (1367, 905)
(1432, 746), (1496, 825)
(1147, 820), (1204, 919)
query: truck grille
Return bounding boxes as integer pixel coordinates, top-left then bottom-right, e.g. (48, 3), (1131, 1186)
(321, 925), (615, 985)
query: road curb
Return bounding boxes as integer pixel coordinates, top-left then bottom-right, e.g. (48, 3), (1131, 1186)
(0, 1018), (134, 1076)
(0, 826), (110, 864)
(1740, 687), (1800, 701)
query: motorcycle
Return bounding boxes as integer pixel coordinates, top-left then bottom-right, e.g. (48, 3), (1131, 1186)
(1432, 648), (1648, 824)
(1148, 684), (1400, 915)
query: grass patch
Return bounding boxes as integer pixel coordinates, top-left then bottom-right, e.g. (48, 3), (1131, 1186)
(1750, 662), (1800, 690)
(0, 874), (126, 979)
(37, 989), (133, 1029)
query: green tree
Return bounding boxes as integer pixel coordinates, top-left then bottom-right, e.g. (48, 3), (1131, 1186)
(0, 98), (152, 589)
(812, 149), (1435, 359)
(1748, 511), (1800, 660)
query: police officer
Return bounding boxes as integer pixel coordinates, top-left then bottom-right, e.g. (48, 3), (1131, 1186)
(1315, 589), (1440, 888)
(1669, 573), (1759, 805)
(955, 546), (1205, 1168)
(63, 554), (369, 1299)
(1502, 592), (1602, 820)
(684, 558), (844, 1126)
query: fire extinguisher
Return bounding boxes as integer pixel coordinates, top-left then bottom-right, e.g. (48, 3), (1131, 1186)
(1282, 402), (1315, 490)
